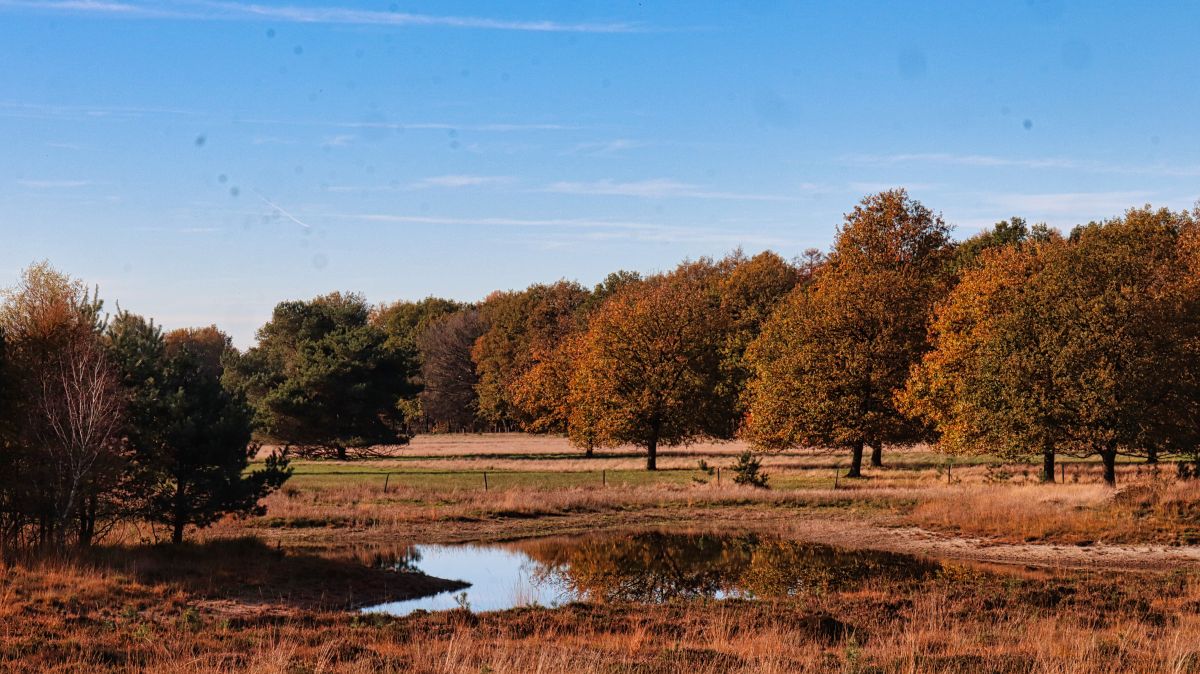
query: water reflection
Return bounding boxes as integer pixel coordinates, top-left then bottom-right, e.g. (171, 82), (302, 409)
(363, 543), (575, 614)
(524, 532), (939, 602)
(362, 531), (938, 616)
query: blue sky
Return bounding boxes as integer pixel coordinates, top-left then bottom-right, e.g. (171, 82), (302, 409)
(2, 0), (1198, 346)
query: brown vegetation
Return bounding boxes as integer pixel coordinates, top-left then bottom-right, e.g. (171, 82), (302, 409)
(5, 534), (1200, 673)
(6, 436), (1200, 671)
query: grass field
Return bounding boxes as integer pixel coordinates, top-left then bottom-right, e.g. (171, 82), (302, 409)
(7, 434), (1200, 673)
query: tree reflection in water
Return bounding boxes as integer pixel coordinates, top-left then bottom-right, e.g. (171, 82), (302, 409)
(519, 532), (939, 604)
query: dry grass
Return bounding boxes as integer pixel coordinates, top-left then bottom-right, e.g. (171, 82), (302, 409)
(267, 434), (958, 475)
(12, 433), (1200, 672)
(909, 476), (1200, 545)
(6, 550), (1200, 673)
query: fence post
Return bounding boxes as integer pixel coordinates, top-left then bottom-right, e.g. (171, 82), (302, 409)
(834, 467), (839, 489)
(383, 473), (390, 494)
(717, 467), (721, 486)
(1061, 463), (1065, 484)
(602, 470), (606, 487)
(484, 472), (489, 492)
(946, 460), (952, 486)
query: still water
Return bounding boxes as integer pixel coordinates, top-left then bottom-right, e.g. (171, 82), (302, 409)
(361, 531), (938, 616)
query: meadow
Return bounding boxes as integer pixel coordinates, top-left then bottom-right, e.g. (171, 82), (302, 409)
(7, 434), (1200, 673)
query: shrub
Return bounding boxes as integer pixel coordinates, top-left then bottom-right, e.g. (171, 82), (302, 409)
(732, 451), (769, 488)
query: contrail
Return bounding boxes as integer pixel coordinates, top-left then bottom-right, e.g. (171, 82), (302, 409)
(253, 188), (312, 231)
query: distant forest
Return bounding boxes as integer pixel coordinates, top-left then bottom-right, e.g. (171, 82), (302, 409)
(5, 188), (1200, 550)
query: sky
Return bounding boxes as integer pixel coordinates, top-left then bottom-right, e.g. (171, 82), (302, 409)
(2, 0), (1199, 346)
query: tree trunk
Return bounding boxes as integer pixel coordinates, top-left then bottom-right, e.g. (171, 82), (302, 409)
(78, 507), (88, 547)
(1041, 444), (1056, 483)
(869, 442), (883, 468)
(336, 445), (348, 461)
(171, 479), (187, 544)
(1146, 447), (1159, 464)
(1101, 448), (1117, 486)
(585, 443), (594, 458)
(79, 492), (97, 546)
(646, 420), (661, 471)
(846, 441), (864, 478)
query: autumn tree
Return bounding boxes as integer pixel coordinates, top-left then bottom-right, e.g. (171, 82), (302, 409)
(716, 250), (802, 435)
(372, 297), (466, 429)
(744, 190), (953, 476)
(471, 290), (535, 430)
(1048, 210), (1200, 484)
(473, 281), (590, 431)
(509, 333), (581, 437)
(417, 308), (486, 431)
(899, 238), (1066, 481)
(580, 270), (643, 314)
(0, 263), (127, 547)
(509, 273), (646, 455)
(225, 293), (411, 459)
(570, 265), (728, 470)
(904, 207), (1200, 485)
(795, 248), (827, 284)
(0, 330), (11, 550)
(951, 217), (1054, 273)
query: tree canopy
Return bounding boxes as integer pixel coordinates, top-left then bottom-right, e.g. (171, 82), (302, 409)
(153, 327), (289, 542)
(569, 263), (728, 469)
(904, 207), (1200, 484)
(224, 292), (411, 459)
(472, 281), (590, 431)
(417, 308), (486, 432)
(745, 190), (953, 476)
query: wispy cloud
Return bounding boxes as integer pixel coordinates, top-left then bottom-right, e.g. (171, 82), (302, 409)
(17, 179), (92, 188)
(844, 152), (1200, 178)
(975, 190), (1155, 215)
(326, 175), (515, 193)
(239, 118), (580, 132)
(328, 212), (787, 246)
(0, 100), (201, 121)
(404, 122), (579, 132)
(566, 139), (650, 156)
(0, 1), (160, 15)
(847, 181), (941, 194)
(252, 135), (295, 145)
(0, 0), (646, 32)
(320, 133), (355, 147)
(0, 101), (577, 134)
(133, 226), (222, 233)
(541, 178), (795, 202)
(410, 175), (515, 189)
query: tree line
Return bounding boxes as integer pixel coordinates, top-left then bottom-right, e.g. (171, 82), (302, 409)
(330, 188), (1196, 486)
(5, 189), (1197, 548)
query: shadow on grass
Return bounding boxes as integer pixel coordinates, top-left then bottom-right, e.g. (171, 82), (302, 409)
(85, 537), (467, 611)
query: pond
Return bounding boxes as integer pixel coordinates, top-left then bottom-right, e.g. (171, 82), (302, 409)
(361, 531), (941, 616)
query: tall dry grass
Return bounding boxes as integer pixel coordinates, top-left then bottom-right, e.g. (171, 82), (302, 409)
(7, 551), (1200, 673)
(909, 478), (1200, 544)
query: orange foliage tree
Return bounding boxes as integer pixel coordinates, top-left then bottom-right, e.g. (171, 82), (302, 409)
(904, 207), (1200, 485)
(569, 265), (728, 470)
(472, 281), (590, 431)
(744, 190), (953, 476)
